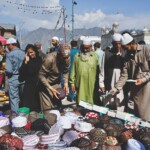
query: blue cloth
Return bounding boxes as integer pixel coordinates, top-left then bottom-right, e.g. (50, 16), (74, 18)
(126, 139), (145, 150)
(6, 47), (25, 112)
(70, 48), (80, 74)
(69, 48), (80, 100)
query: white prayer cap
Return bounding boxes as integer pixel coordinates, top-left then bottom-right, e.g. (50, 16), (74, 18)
(112, 33), (122, 42)
(121, 33), (133, 45)
(6, 38), (17, 44)
(83, 38), (92, 45)
(52, 36), (59, 41)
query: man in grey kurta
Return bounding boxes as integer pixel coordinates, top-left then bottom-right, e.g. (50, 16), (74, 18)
(111, 33), (150, 121)
(38, 44), (70, 113)
(105, 33), (126, 111)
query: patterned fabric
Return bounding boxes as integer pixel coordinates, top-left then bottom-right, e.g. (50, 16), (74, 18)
(136, 127), (150, 145)
(85, 112), (100, 125)
(89, 128), (107, 145)
(0, 134), (23, 150)
(86, 117), (100, 125)
(105, 136), (118, 146)
(103, 124), (124, 137)
(85, 112), (99, 119)
(121, 130), (133, 142)
(99, 115), (112, 124)
(109, 119), (124, 126)
(98, 144), (122, 150)
(70, 137), (93, 150)
(36, 143), (48, 149)
(22, 135), (39, 147)
(124, 122), (140, 131)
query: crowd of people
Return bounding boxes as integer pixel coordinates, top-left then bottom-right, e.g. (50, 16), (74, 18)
(0, 32), (150, 150)
(1, 32), (150, 122)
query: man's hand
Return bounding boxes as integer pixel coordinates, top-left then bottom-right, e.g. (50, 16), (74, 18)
(100, 87), (105, 94)
(71, 85), (75, 92)
(49, 87), (60, 99)
(109, 89), (116, 96)
(135, 79), (143, 85)
(64, 83), (69, 95)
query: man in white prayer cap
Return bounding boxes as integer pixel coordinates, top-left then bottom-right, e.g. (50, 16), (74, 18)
(104, 33), (126, 111)
(110, 33), (150, 121)
(69, 38), (99, 105)
(47, 36), (60, 53)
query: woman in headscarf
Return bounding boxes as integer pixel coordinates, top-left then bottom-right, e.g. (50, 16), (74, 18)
(19, 44), (42, 112)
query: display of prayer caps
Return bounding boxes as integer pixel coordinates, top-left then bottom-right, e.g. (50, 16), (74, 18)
(103, 123), (124, 137)
(124, 122), (140, 131)
(89, 128), (107, 145)
(70, 137), (94, 150)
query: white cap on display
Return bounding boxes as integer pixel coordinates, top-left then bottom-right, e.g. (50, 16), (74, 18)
(6, 38), (17, 44)
(121, 33), (133, 45)
(52, 36), (59, 41)
(83, 38), (92, 45)
(112, 33), (122, 42)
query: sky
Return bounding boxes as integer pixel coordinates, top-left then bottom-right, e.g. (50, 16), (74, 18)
(0, 0), (150, 32)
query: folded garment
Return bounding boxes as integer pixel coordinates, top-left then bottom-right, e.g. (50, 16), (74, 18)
(0, 116), (10, 128)
(22, 135), (39, 147)
(14, 127), (31, 138)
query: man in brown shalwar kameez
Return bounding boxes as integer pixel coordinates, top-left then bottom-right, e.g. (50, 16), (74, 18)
(110, 33), (150, 121)
(38, 44), (70, 113)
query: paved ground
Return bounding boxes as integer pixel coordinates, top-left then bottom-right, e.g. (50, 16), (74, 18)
(61, 97), (76, 107)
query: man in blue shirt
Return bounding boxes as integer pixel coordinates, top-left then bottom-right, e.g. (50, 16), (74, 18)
(5, 38), (25, 112)
(68, 40), (80, 101)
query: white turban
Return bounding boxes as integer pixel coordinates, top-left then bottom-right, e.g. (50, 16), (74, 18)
(52, 36), (59, 42)
(112, 33), (122, 42)
(121, 33), (133, 45)
(83, 38), (92, 45)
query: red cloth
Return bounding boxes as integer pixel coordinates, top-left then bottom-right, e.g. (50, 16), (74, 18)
(0, 74), (4, 85)
(0, 134), (23, 150)
(0, 36), (6, 45)
(24, 121), (31, 130)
